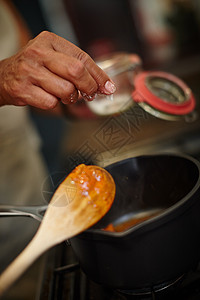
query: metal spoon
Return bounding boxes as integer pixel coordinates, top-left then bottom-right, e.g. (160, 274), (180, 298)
(0, 164), (115, 296)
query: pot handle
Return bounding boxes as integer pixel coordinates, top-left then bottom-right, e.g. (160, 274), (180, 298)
(0, 205), (47, 222)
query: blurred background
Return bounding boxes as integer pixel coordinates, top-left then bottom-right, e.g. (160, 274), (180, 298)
(1, 0), (200, 299)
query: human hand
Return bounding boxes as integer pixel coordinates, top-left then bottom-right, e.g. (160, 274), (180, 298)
(0, 31), (116, 109)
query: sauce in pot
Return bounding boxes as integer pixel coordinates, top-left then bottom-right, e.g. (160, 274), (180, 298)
(103, 211), (161, 232)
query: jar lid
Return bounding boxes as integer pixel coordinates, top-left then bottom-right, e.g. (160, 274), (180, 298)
(132, 71), (196, 121)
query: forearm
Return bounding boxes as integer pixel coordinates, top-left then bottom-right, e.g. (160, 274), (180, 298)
(0, 58), (13, 107)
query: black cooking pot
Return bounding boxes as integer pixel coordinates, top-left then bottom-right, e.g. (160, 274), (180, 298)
(70, 154), (200, 290)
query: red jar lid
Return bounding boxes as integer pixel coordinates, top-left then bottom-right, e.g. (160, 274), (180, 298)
(132, 71), (195, 117)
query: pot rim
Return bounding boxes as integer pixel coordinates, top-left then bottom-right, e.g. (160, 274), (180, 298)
(85, 153), (200, 238)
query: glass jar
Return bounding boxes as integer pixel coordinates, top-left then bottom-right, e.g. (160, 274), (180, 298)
(87, 52), (142, 116)
(87, 52), (197, 121)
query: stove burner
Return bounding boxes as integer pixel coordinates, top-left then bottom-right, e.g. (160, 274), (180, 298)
(117, 274), (185, 296)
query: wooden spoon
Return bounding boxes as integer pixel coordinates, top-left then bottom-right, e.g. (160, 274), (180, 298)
(0, 164), (115, 296)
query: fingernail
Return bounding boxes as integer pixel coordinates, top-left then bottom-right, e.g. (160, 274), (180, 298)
(104, 80), (116, 94)
(81, 92), (97, 102)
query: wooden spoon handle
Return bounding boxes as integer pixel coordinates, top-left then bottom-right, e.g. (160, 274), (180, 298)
(0, 233), (49, 297)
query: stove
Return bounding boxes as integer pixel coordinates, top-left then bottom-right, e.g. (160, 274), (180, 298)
(37, 242), (200, 300)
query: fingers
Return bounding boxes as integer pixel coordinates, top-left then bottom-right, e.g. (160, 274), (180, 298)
(25, 31), (116, 100)
(61, 89), (79, 105)
(7, 82), (59, 110)
(41, 32), (116, 96)
(74, 51), (116, 95)
(44, 52), (99, 97)
(30, 64), (80, 104)
(26, 86), (59, 109)
(70, 49), (117, 95)
(0, 52), (80, 108)
(0, 31), (116, 109)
